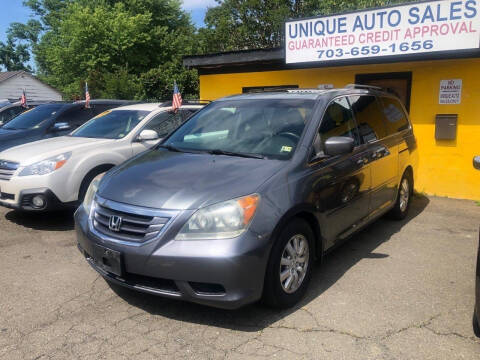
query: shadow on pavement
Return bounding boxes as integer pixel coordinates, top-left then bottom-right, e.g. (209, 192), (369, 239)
(5, 209), (75, 231)
(109, 195), (430, 331)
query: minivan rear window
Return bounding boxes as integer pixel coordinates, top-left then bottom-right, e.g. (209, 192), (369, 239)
(349, 95), (387, 143)
(380, 97), (410, 135)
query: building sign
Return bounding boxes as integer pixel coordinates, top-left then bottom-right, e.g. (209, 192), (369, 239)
(439, 79), (462, 104)
(285, 0), (480, 64)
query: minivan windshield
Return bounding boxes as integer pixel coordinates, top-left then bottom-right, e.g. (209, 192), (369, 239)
(2, 104), (64, 130)
(72, 110), (149, 139)
(164, 99), (315, 160)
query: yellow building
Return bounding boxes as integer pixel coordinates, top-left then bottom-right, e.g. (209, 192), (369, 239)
(184, 1), (480, 201)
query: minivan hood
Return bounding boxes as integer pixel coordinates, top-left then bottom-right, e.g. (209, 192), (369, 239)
(0, 136), (114, 164)
(98, 150), (285, 210)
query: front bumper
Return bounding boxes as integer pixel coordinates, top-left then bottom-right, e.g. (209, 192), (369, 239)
(0, 173), (75, 211)
(75, 206), (272, 309)
(0, 186), (73, 211)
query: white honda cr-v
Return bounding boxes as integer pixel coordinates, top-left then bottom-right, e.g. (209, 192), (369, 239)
(0, 102), (204, 211)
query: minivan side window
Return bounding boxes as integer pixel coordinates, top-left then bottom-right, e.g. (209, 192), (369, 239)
(349, 95), (387, 143)
(318, 97), (360, 148)
(380, 97), (410, 135)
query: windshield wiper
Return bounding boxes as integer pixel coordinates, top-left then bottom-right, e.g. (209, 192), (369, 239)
(158, 144), (183, 152)
(208, 149), (264, 159)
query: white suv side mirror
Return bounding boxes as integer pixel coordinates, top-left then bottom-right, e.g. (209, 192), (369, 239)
(137, 129), (159, 142)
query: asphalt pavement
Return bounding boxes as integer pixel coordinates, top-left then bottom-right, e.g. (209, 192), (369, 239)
(0, 195), (479, 359)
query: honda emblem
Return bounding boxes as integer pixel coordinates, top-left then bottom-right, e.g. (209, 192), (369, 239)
(109, 215), (122, 232)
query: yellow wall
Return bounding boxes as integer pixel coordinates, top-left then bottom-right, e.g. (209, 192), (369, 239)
(199, 58), (480, 200)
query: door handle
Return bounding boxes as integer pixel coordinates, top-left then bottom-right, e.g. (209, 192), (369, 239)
(372, 147), (390, 159)
(357, 157), (368, 165)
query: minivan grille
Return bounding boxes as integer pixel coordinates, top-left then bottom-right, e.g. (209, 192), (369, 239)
(93, 203), (170, 243)
(0, 160), (19, 181)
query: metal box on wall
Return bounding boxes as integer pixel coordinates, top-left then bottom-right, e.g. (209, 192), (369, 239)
(435, 114), (458, 140)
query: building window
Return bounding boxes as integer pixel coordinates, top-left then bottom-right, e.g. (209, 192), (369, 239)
(355, 72), (412, 112)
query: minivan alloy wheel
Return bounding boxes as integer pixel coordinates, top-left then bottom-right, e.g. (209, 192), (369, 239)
(279, 234), (310, 294)
(399, 178), (410, 212)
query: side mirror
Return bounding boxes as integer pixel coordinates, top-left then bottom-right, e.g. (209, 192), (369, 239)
(324, 136), (355, 156)
(137, 129), (159, 142)
(474, 156), (480, 170)
(52, 122), (71, 132)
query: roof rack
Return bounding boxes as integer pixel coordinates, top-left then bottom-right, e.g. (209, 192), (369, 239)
(158, 100), (211, 107)
(345, 84), (382, 90)
(287, 89), (329, 94)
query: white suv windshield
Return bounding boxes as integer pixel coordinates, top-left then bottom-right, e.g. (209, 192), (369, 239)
(164, 99), (315, 160)
(72, 110), (149, 139)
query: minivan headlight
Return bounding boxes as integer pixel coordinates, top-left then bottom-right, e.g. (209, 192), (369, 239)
(83, 174), (104, 215)
(19, 152), (71, 176)
(175, 194), (260, 240)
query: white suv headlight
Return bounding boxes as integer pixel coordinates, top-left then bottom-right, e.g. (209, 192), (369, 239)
(175, 194), (260, 240)
(83, 173), (104, 215)
(19, 152), (72, 176)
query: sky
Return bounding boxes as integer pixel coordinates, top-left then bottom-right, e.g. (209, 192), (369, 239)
(182, 0), (217, 26)
(0, 0), (216, 43)
(0, 0), (32, 43)
(0, 0), (214, 71)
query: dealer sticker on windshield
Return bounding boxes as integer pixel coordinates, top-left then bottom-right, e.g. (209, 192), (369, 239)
(281, 146), (293, 153)
(95, 110), (111, 118)
(22, 108), (34, 115)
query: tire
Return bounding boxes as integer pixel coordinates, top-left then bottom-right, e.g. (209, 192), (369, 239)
(263, 219), (314, 309)
(389, 171), (413, 220)
(78, 166), (112, 203)
(474, 311), (480, 337)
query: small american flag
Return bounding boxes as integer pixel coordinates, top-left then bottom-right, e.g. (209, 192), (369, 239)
(20, 89), (27, 108)
(85, 82), (91, 108)
(172, 81), (182, 112)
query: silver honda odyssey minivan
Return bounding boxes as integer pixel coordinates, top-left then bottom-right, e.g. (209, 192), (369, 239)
(75, 86), (418, 309)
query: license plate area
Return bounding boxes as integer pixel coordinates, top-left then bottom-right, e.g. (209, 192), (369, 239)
(93, 244), (123, 277)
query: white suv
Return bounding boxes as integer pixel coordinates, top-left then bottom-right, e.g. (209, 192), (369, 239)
(0, 102), (204, 211)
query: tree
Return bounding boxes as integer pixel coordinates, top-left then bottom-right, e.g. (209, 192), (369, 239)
(140, 62), (198, 100)
(8, 0), (199, 99)
(0, 39), (32, 72)
(0, 18), (42, 71)
(199, 0), (416, 52)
